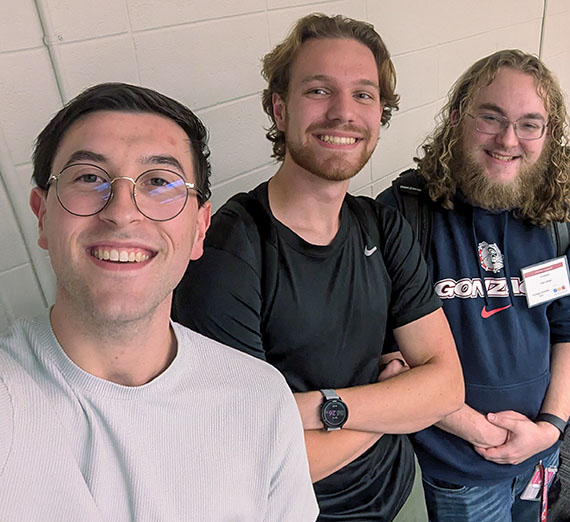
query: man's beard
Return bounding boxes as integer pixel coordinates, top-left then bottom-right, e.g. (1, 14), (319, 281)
(285, 122), (375, 181)
(453, 145), (550, 211)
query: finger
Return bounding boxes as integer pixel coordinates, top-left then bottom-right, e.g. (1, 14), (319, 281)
(486, 412), (525, 430)
(377, 359), (409, 381)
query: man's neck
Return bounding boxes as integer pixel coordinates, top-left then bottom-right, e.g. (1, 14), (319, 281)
(268, 160), (350, 246)
(49, 298), (176, 386)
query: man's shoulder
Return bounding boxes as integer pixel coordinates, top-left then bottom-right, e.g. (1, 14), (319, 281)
(203, 183), (273, 263)
(346, 192), (401, 223)
(345, 192), (411, 245)
(0, 314), (48, 365)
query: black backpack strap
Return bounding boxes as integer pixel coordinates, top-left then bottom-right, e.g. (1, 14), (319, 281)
(223, 192), (279, 332)
(391, 168), (433, 260)
(548, 221), (570, 257)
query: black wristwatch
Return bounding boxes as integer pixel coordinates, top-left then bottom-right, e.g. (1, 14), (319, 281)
(320, 389), (349, 431)
(536, 413), (568, 440)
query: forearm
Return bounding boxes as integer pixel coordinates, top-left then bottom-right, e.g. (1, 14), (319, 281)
(296, 310), (463, 434)
(436, 403), (508, 448)
(342, 358), (462, 433)
(304, 429), (382, 483)
(296, 363), (461, 434)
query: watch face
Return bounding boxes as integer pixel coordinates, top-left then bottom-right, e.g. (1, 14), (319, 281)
(322, 400), (348, 428)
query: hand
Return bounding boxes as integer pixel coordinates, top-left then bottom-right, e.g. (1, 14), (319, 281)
(474, 410), (560, 465)
(378, 358), (409, 381)
(470, 416), (509, 449)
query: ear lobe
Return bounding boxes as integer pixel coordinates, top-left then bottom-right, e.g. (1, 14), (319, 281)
(272, 93), (286, 132)
(30, 187), (49, 250)
(189, 201), (212, 261)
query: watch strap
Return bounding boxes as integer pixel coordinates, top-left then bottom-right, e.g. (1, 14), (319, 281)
(321, 389), (340, 401)
(536, 413), (567, 439)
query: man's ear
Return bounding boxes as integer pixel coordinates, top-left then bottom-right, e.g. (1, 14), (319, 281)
(30, 187), (49, 250)
(450, 109), (460, 126)
(272, 93), (286, 132)
(189, 201), (212, 261)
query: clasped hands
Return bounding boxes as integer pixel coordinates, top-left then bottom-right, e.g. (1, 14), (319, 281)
(473, 410), (560, 465)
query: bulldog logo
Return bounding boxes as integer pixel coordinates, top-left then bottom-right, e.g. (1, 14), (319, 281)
(478, 241), (504, 273)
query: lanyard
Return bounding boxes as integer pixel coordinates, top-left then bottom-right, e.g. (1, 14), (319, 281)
(540, 461), (548, 522)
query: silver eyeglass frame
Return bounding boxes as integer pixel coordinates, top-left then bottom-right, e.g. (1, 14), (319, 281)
(47, 163), (202, 222)
(466, 113), (548, 141)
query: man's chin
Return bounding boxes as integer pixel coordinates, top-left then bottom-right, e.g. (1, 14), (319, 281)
(454, 153), (545, 212)
(286, 141), (372, 182)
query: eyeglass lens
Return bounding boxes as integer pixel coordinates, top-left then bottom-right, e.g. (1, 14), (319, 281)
(55, 164), (189, 221)
(475, 114), (545, 140)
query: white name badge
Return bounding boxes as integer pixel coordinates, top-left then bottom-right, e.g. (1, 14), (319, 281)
(521, 256), (570, 308)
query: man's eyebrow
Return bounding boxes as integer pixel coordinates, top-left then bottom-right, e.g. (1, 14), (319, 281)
(140, 155), (185, 173)
(477, 103), (546, 120)
(64, 150), (107, 167)
(301, 74), (379, 90)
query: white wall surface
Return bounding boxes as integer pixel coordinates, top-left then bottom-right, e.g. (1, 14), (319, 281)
(1, 0), (569, 332)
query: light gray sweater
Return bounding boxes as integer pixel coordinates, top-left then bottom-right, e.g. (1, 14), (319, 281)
(0, 313), (318, 521)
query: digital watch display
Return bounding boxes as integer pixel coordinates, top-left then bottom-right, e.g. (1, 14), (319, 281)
(320, 389), (349, 431)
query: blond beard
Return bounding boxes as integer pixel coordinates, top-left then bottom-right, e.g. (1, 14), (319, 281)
(453, 146), (550, 212)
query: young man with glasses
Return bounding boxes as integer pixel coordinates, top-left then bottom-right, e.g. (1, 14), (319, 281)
(378, 50), (570, 521)
(0, 83), (318, 521)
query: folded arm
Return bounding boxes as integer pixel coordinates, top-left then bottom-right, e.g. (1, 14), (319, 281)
(436, 403), (508, 448)
(304, 430), (382, 483)
(295, 308), (464, 434)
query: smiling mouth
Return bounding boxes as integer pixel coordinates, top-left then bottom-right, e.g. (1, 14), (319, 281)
(317, 134), (358, 145)
(90, 248), (153, 263)
(486, 151), (520, 162)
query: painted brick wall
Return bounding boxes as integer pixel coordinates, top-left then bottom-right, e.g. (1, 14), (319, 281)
(1, 0), (568, 332)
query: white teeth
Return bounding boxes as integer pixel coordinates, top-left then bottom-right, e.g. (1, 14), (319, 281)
(92, 248), (150, 263)
(319, 135), (357, 145)
(489, 152), (515, 161)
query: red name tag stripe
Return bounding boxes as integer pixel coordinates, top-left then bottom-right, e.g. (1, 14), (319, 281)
(524, 262), (563, 278)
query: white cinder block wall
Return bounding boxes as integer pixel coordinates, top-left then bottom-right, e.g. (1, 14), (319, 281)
(1, 0), (569, 332)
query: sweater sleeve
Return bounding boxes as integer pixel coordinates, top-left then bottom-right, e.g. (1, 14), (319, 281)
(0, 371), (13, 478)
(547, 246), (570, 344)
(264, 384), (319, 522)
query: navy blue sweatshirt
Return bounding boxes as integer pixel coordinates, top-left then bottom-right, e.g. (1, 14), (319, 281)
(379, 188), (569, 485)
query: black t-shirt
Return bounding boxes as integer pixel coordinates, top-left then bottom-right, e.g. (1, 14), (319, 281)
(174, 182), (441, 520)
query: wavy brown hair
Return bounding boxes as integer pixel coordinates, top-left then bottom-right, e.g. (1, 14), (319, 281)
(261, 13), (399, 161)
(415, 49), (570, 225)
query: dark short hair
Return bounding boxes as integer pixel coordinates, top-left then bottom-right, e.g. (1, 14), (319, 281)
(33, 82), (211, 206)
(261, 13), (399, 161)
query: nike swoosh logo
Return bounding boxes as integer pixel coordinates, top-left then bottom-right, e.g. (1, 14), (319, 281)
(481, 304), (512, 319)
(364, 246), (377, 257)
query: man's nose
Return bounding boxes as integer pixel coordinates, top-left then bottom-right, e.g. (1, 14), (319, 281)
(326, 91), (356, 123)
(99, 177), (143, 224)
(495, 122), (519, 148)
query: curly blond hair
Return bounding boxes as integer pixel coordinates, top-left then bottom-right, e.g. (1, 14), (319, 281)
(415, 49), (570, 225)
(261, 13), (399, 161)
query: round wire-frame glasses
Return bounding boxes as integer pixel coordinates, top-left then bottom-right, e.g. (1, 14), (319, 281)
(47, 163), (202, 222)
